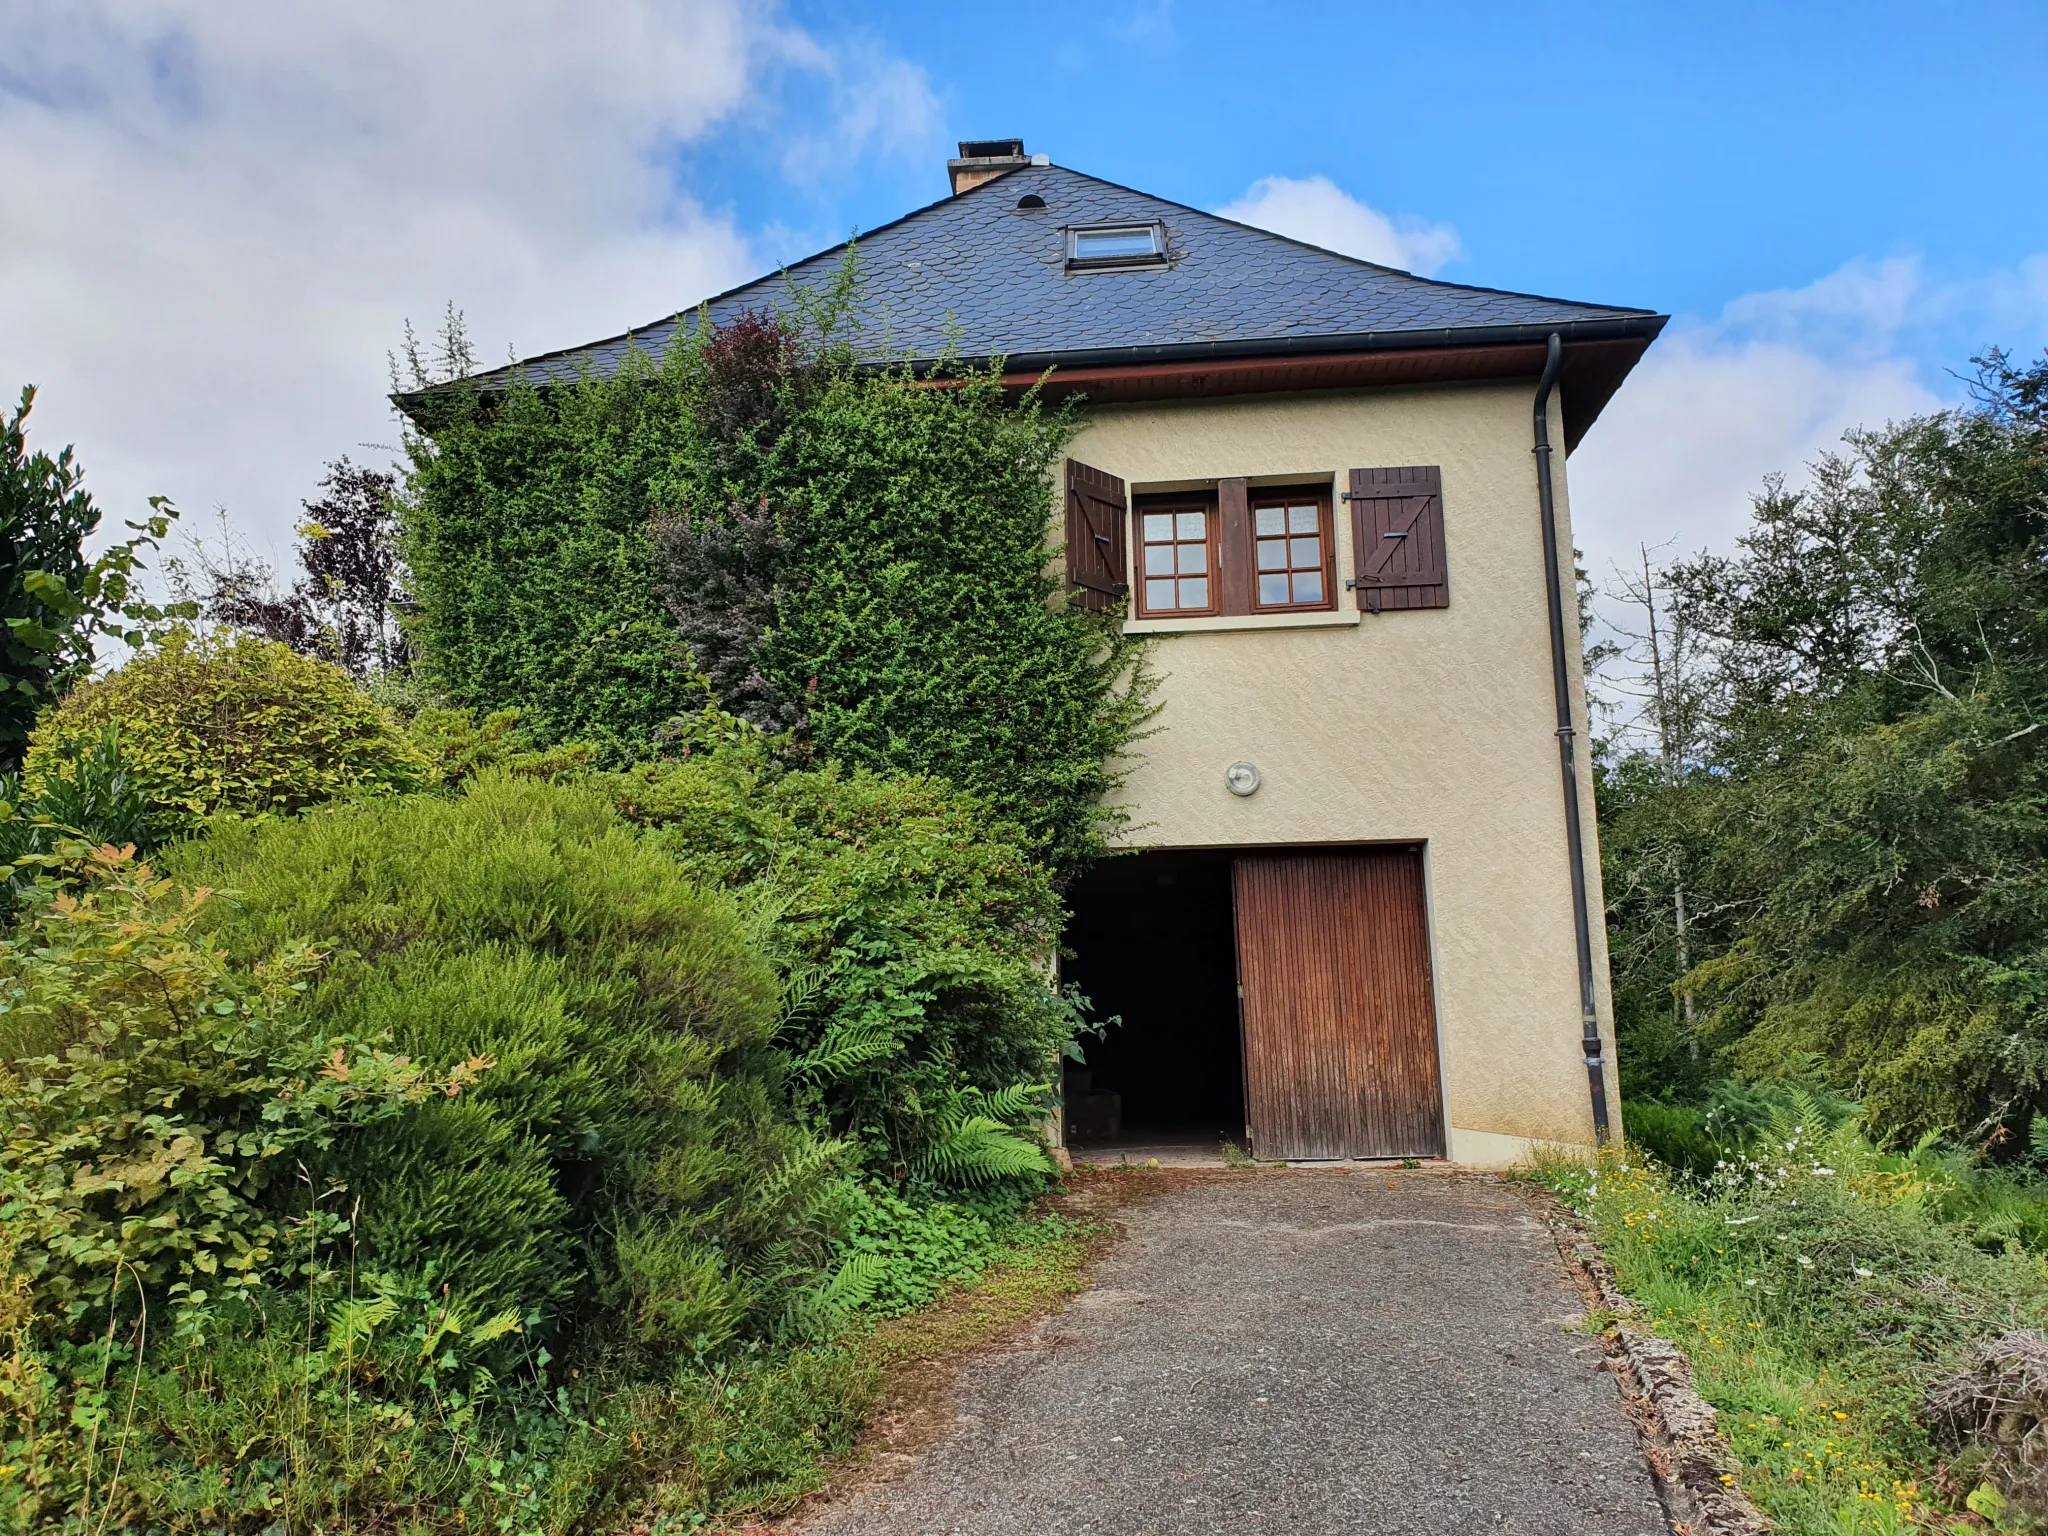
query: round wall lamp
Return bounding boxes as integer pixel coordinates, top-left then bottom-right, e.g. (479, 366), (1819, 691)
(1224, 761), (1261, 797)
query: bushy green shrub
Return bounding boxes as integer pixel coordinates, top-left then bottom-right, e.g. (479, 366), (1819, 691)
(595, 723), (1069, 1192)
(1619, 1098), (1727, 1181)
(168, 771), (837, 1340)
(1, 384), (193, 772)
(0, 845), (463, 1339)
(0, 725), (153, 914)
(25, 628), (427, 835)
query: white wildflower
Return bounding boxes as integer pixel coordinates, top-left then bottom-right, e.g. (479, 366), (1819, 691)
(1854, 1267), (1873, 1278)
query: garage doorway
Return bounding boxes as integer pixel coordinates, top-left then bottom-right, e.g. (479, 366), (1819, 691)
(1233, 847), (1446, 1160)
(1061, 850), (1245, 1157)
(1064, 845), (1446, 1162)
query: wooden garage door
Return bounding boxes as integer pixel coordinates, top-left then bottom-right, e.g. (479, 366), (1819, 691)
(1232, 848), (1446, 1160)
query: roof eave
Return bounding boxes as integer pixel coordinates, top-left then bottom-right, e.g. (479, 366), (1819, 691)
(902, 313), (1667, 379)
(399, 313), (1669, 451)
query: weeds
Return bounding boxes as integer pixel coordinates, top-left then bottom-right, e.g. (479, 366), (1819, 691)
(1539, 1100), (2048, 1533)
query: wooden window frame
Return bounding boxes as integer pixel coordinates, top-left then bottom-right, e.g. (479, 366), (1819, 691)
(1133, 490), (1221, 618)
(1247, 484), (1338, 615)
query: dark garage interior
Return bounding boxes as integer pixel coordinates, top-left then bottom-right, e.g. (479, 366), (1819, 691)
(1061, 849), (1245, 1151)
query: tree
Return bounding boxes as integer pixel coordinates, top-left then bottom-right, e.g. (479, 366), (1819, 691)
(0, 387), (186, 771)
(1596, 543), (1721, 1087)
(1594, 350), (2048, 1144)
(181, 457), (412, 679)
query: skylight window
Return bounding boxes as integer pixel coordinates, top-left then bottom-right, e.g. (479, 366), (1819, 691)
(1066, 223), (1166, 271)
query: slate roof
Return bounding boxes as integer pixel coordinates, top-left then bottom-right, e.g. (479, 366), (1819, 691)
(474, 161), (1662, 389)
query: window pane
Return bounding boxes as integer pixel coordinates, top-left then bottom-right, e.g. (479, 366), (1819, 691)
(1289, 504), (1319, 534)
(1255, 506), (1286, 536)
(1143, 512), (1174, 541)
(1144, 544), (1175, 576)
(1293, 570), (1324, 604)
(1177, 542), (1207, 575)
(1175, 510), (1207, 539)
(1290, 536), (1321, 569)
(1178, 577), (1208, 608)
(1075, 228), (1156, 259)
(1258, 573), (1291, 605)
(1257, 539), (1288, 571)
(1146, 578), (1176, 610)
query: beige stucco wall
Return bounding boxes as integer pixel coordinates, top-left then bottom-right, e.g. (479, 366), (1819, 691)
(1065, 380), (1618, 1161)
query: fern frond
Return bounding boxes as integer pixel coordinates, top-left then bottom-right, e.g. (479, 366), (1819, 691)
(974, 1080), (1051, 1126)
(775, 962), (827, 1032)
(743, 1135), (849, 1228)
(914, 1115), (1052, 1185)
(818, 1252), (888, 1313)
(782, 1252), (891, 1341)
(325, 1291), (400, 1359)
(470, 1309), (524, 1347)
(791, 1022), (901, 1082)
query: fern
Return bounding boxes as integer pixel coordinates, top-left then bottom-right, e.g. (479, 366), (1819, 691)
(738, 1134), (848, 1236)
(775, 960), (826, 1032)
(914, 1115), (1052, 1185)
(325, 1289), (400, 1359)
(781, 1252), (891, 1341)
(976, 1080), (1050, 1125)
(790, 1020), (902, 1082)
(910, 1081), (1056, 1187)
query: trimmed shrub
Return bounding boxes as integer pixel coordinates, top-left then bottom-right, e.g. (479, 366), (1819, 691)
(25, 628), (426, 834)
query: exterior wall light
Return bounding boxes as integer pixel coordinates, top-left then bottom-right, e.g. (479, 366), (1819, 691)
(1225, 761), (1261, 797)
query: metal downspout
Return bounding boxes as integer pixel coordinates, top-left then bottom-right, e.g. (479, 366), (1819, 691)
(1533, 333), (1612, 1144)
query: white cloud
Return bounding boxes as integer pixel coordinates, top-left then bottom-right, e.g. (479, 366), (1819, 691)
(1567, 257), (1950, 590)
(1215, 175), (1462, 276)
(0, 1), (937, 563)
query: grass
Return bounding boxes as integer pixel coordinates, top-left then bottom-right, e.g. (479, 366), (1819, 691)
(1534, 1117), (2048, 1536)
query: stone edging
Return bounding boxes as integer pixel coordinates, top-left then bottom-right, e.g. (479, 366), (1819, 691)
(1518, 1184), (1773, 1536)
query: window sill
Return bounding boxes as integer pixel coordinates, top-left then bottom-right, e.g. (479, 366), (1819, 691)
(1122, 608), (1362, 636)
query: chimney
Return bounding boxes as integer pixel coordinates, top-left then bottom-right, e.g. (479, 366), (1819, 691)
(948, 138), (1032, 196)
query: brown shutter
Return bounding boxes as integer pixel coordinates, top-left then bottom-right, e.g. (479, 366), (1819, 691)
(1065, 460), (1129, 612)
(1217, 476), (1253, 615)
(1348, 466), (1447, 613)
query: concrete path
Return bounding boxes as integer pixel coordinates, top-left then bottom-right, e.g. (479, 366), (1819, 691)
(801, 1169), (1668, 1536)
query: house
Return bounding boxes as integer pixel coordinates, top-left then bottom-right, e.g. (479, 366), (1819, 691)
(496, 140), (1667, 1168)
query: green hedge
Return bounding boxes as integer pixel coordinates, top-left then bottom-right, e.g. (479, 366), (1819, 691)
(399, 306), (1150, 876)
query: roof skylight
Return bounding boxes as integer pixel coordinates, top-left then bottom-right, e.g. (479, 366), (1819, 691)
(1066, 222), (1166, 271)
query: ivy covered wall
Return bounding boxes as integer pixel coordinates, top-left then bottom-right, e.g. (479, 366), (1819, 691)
(398, 304), (1149, 876)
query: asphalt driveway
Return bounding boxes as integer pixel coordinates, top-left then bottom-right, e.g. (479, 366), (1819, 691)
(799, 1168), (1668, 1536)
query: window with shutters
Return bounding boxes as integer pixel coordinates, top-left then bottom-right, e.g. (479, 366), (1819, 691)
(1250, 487), (1335, 612)
(1135, 493), (1217, 616)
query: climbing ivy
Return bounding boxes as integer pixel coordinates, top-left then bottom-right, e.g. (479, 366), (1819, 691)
(399, 299), (1150, 876)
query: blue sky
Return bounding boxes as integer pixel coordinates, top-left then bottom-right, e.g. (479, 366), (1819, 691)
(4, 0), (2045, 592)
(710, 0), (2048, 344)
